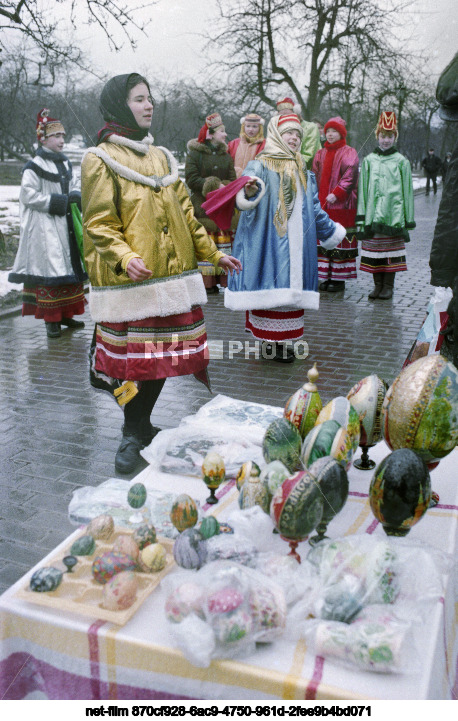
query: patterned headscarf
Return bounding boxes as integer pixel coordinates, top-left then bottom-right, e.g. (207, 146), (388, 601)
(257, 115), (307, 237)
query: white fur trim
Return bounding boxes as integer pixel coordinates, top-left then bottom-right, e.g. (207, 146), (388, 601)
(288, 175), (303, 291)
(224, 287), (319, 311)
(236, 176), (266, 210)
(109, 133), (154, 154)
(241, 116), (265, 126)
(319, 222), (346, 250)
(89, 272), (207, 323)
(82, 140), (178, 189)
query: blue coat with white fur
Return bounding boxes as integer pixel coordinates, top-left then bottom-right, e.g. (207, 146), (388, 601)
(224, 160), (345, 311)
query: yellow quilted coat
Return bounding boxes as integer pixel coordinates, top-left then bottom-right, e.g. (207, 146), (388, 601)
(81, 135), (224, 323)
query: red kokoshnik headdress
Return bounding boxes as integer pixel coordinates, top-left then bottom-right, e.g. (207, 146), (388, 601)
(375, 111), (398, 139)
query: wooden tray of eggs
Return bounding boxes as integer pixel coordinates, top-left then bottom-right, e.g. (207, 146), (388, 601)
(15, 515), (175, 626)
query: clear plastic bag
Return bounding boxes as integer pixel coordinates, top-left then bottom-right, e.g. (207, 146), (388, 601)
(165, 561), (287, 667)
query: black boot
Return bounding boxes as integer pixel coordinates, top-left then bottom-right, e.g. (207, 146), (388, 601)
(326, 280), (345, 292)
(319, 280), (330, 291)
(61, 317), (85, 329)
(272, 343), (295, 363)
(46, 322), (61, 338)
(115, 426), (144, 474)
(368, 275), (383, 299)
(378, 272), (395, 299)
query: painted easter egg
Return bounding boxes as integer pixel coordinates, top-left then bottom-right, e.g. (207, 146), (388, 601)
(199, 516), (220, 540)
(165, 582), (205, 623)
(307, 456), (349, 528)
(30, 567), (63, 592)
(382, 355), (458, 466)
(212, 608), (253, 644)
(369, 449), (431, 536)
(170, 494), (199, 533)
(263, 418), (302, 473)
(132, 523), (157, 550)
(284, 364), (322, 439)
(112, 534), (140, 563)
(270, 470), (324, 541)
(260, 460), (290, 496)
(347, 375), (387, 447)
(316, 396), (360, 450)
(301, 420), (355, 470)
(127, 483), (147, 509)
(70, 534), (96, 557)
(236, 461), (261, 491)
(102, 571), (138, 611)
(87, 514), (114, 541)
(249, 585), (287, 641)
(173, 528), (207, 569)
(202, 451), (226, 489)
(92, 551), (137, 584)
(238, 475), (271, 513)
(207, 587), (244, 614)
(138, 542), (167, 572)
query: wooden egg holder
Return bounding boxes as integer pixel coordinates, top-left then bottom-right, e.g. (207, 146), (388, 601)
(15, 529), (175, 626)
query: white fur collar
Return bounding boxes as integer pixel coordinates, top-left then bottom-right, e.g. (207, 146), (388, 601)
(83, 135), (179, 189)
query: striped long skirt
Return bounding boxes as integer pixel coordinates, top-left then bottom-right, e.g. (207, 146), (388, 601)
(198, 230), (234, 289)
(94, 307), (209, 383)
(245, 308), (304, 343)
(22, 282), (86, 322)
(360, 234), (407, 274)
(317, 230), (358, 282)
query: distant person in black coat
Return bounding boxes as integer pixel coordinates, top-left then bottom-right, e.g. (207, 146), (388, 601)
(422, 148), (443, 195)
(429, 52), (458, 366)
(442, 152), (452, 181)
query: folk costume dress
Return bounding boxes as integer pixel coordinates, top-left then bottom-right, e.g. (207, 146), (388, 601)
(356, 146), (415, 275)
(312, 136), (359, 283)
(227, 114), (266, 178)
(185, 118), (236, 290)
(9, 146), (87, 320)
(224, 115), (345, 342)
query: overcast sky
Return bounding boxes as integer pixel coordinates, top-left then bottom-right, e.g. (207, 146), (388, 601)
(74, 0), (456, 85)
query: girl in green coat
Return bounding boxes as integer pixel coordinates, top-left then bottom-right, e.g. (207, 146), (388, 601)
(356, 111), (415, 300)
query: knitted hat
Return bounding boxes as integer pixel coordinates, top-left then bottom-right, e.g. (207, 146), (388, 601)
(436, 52), (458, 121)
(324, 116), (347, 139)
(36, 108), (65, 142)
(240, 112), (264, 126)
(375, 111), (398, 139)
(277, 113), (303, 137)
(276, 97), (295, 112)
(197, 112), (224, 143)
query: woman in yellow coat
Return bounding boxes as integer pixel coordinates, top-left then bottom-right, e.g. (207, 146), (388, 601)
(82, 74), (240, 473)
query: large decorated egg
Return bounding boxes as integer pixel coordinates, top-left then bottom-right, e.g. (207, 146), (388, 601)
(92, 551), (137, 584)
(139, 542), (167, 572)
(301, 420), (355, 471)
(307, 456), (349, 529)
(249, 584), (287, 641)
(263, 418), (302, 473)
(212, 608), (253, 644)
(207, 587), (244, 614)
(70, 534), (95, 557)
(165, 582), (205, 623)
(236, 460), (261, 491)
(260, 460), (290, 496)
(102, 571), (138, 611)
(316, 397), (360, 450)
(270, 470), (324, 541)
(87, 514), (114, 541)
(202, 451), (226, 489)
(199, 516), (220, 539)
(30, 567), (63, 592)
(369, 449), (431, 536)
(173, 528), (207, 569)
(170, 494), (198, 533)
(347, 375), (387, 446)
(284, 364), (322, 439)
(132, 523), (157, 550)
(382, 355), (458, 465)
(127, 483), (147, 509)
(238, 475), (271, 514)
(112, 534), (140, 563)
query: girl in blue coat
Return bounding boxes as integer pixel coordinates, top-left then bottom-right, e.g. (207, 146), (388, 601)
(224, 113), (345, 362)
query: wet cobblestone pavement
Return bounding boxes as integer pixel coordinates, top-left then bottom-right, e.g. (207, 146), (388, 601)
(0, 190), (442, 592)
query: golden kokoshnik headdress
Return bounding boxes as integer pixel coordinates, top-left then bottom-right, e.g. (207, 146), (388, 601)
(257, 114), (307, 237)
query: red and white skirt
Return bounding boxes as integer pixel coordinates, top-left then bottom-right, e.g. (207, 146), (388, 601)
(22, 282), (86, 322)
(198, 230), (234, 289)
(317, 230), (358, 282)
(360, 234), (407, 274)
(94, 307), (209, 382)
(245, 308), (304, 343)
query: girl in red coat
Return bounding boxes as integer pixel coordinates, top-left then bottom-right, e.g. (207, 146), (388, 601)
(312, 117), (359, 292)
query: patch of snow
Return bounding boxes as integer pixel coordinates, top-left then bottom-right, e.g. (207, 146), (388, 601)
(0, 186), (20, 234)
(0, 270), (22, 298)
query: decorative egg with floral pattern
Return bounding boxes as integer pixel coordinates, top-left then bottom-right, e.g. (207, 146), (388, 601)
(202, 452), (226, 490)
(284, 364), (322, 439)
(170, 494), (198, 533)
(347, 375), (387, 447)
(301, 420), (355, 471)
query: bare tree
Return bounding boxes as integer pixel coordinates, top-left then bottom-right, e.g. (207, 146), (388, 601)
(210, 0), (414, 120)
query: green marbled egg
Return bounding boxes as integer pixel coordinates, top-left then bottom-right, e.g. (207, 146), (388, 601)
(30, 567), (63, 592)
(200, 516), (220, 539)
(127, 482), (147, 509)
(70, 534), (96, 556)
